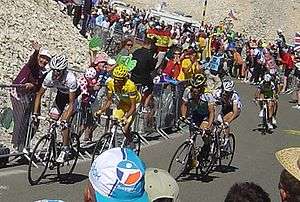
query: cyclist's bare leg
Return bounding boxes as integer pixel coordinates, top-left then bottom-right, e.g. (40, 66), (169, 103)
(144, 93), (153, 109)
(223, 111), (240, 137)
(267, 101), (274, 122)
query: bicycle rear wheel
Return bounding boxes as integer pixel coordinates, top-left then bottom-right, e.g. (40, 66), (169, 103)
(91, 133), (113, 163)
(198, 136), (218, 176)
(28, 135), (53, 185)
(168, 142), (192, 180)
(220, 133), (235, 167)
(57, 133), (80, 179)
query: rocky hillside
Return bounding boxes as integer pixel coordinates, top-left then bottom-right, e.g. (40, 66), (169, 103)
(124, 0), (300, 43)
(0, 0), (89, 84)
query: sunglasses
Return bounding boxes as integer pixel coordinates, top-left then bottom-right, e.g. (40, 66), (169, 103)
(126, 43), (133, 47)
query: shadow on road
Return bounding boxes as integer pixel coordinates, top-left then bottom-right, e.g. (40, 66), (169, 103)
(58, 173), (88, 184)
(214, 165), (239, 173)
(252, 127), (274, 135)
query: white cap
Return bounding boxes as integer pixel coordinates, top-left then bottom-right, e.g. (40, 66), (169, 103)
(145, 168), (180, 201)
(39, 48), (51, 59)
(107, 58), (116, 65)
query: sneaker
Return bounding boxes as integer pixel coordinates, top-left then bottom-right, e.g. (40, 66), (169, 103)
(272, 117), (277, 125)
(267, 122), (273, 130)
(292, 105), (300, 110)
(259, 110), (264, 118)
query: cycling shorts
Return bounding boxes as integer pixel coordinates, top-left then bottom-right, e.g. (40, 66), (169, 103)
(191, 111), (208, 125)
(112, 102), (140, 123)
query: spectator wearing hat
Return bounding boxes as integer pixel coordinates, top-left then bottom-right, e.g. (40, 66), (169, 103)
(10, 41), (51, 152)
(177, 50), (201, 81)
(275, 147), (300, 202)
(84, 147), (179, 202)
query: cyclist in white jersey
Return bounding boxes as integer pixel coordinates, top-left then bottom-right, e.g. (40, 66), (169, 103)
(33, 55), (79, 163)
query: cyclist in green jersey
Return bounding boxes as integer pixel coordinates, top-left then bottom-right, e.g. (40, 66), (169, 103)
(255, 73), (277, 129)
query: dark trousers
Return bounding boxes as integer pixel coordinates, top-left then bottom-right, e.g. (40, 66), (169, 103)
(73, 5), (82, 27)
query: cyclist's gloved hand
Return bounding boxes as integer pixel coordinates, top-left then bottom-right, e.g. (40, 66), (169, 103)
(31, 113), (39, 123)
(179, 116), (186, 121)
(94, 110), (102, 117)
(60, 120), (69, 129)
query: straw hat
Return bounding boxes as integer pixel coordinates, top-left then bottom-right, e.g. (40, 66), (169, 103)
(275, 147), (300, 181)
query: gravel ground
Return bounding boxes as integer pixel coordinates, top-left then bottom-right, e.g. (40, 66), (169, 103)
(124, 0), (300, 43)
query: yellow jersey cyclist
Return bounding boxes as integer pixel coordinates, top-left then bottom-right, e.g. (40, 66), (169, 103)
(95, 65), (141, 146)
(180, 74), (215, 168)
(255, 73), (278, 129)
(33, 55), (79, 163)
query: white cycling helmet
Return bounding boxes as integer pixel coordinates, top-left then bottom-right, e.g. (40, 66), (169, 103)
(85, 67), (97, 79)
(49, 55), (69, 70)
(264, 73), (272, 82)
(222, 79), (235, 92)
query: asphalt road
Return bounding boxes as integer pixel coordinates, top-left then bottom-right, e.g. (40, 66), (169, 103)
(0, 82), (299, 202)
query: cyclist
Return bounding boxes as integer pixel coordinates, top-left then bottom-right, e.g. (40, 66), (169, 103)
(33, 55), (79, 163)
(215, 80), (242, 145)
(94, 65), (141, 147)
(77, 67), (99, 146)
(180, 74), (215, 168)
(255, 73), (277, 129)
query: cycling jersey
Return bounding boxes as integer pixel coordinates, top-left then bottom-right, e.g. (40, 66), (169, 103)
(182, 87), (215, 124)
(42, 70), (78, 94)
(258, 81), (276, 98)
(217, 90), (242, 115)
(106, 79), (141, 104)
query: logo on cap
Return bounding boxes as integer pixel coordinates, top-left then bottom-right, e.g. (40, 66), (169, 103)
(116, 160), (142, 186)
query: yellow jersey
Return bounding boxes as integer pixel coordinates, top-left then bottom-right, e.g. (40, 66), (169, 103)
(107, 79), (141, 104)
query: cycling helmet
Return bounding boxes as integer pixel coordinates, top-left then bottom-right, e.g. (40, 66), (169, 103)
(222, 79), (235, 92)
(189, 74), (207, 88)
(112, 65), (128, 80)
(264, 73), (272, 82)
(49, 55), (68, 70)
(85, 67), (97, 79)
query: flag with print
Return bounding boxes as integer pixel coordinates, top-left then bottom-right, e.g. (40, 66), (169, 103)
(295, 32), (300, 52)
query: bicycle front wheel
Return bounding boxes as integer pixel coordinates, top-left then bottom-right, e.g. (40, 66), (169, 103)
(28, 135), (53, 185)
(91, 133), (113, 163)
(168, 142), (192, 180)
(57, 133), (80, 179)
(220, 133), (235, 167)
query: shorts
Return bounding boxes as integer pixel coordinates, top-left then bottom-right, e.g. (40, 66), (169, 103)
(51, 89), (80, 115)
(191, 111), (208, 125)
(112, 102), (139, 123)
(284, 68), (292, 77)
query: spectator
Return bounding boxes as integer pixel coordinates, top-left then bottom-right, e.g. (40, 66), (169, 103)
(10, 42), (51, 152)
(275, 147), (300, 202)
(79, 0), (92, 37)
(224, 182), (271, 202)
(84, 147), (150, 201)
(292, 54), (300, 109)
(117, 38), (134, 56)
(177, 49), (200, 80)
(131, 38), (157, 108)
(100, 16), (110, 29)
(162, 48), (182, 80)
(72, 0), (83, 28)
(233, 48), (244, 79)
(279, 48), (294, 93)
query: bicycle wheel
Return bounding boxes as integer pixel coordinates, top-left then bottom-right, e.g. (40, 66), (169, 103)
(168, 142), (192, 180)
(57, 132), (80, 179)
(28, 135), (53, 185)
(198, 136), (218, 176)
(262, 107), (268, 133)
(91, 133), (113, 163)
(220, 133), (235, 167)
(124, 132), (141, 156)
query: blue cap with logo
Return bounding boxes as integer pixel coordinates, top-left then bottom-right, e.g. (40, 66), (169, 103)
(89, 147), (149, 202)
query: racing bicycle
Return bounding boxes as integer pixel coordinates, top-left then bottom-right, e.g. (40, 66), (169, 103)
(91, 114), (141, 163)
(28, 116), (80, 185)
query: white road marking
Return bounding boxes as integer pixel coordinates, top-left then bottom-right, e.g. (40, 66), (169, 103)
(0, 169), (26, 177)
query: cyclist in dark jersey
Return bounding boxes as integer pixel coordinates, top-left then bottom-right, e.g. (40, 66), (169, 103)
(180, 74), (215, 168)
(255, 73), (277, 129)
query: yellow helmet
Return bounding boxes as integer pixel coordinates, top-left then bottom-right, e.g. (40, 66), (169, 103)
(112, 65), (128, 80)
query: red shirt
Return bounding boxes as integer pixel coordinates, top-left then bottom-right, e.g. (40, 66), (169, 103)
(163, 59), (181, 79)
(281, 52), (294, 69)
